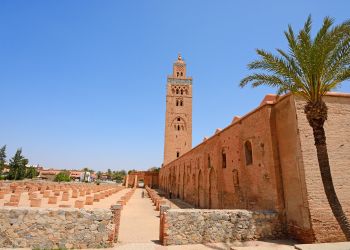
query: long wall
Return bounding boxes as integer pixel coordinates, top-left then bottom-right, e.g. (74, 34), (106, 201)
(160, 95), (284, 212)
(159, 93), (350, 243)
(125, 171), (159, 188)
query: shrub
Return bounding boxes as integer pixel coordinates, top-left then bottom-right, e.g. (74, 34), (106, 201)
(54, 171), (71, 182)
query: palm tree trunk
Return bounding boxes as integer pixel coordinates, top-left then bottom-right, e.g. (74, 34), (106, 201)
(306, 102), (350, 240)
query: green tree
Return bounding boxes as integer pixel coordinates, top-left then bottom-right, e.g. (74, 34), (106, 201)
(148, 166), (160, 172)
(128, 169), (136, 174)
(25, 166), (38, 179)
(0, 145), (6, 175)
(8, 148), (28, 180)
(54, 171), (71, 182)
(107, 168), (112, 180)
(240, 16), (350, 239)
(96, 171), (102, 179)
(112, 170), (126, 183)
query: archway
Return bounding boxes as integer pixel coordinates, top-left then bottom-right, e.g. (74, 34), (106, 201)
(182, 166), (185, 200)
(177, 169), (180, 198)
(138, 178), (144, 188)
(198, 170), (205, 208)
(209, 168), (219, 208)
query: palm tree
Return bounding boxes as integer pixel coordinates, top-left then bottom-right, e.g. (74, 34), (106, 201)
(240, 16), (350, 240)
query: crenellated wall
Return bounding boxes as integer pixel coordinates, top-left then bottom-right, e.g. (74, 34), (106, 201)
(160, 97), (284, 212)
(160, 93), (350, 243)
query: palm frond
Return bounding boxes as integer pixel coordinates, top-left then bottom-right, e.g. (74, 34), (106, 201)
(240, 16), (350, 103)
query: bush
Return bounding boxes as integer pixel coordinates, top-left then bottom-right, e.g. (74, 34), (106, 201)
(54, 171), (71, 182)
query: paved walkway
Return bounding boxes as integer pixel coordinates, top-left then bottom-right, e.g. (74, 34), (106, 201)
(117, 188), (160, 245)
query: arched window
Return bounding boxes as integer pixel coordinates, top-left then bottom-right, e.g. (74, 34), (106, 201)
(244, 141), (253, 166)
(177, 151), (180, 158)
(181, 72), (183, 76)
(180, 100), (183, 106)
(176, 89), (179, 94)
(177, 117), (180, 121)
(177, 125), (180, 131)
(176, 100), (179, 106)
(180, 89), (183, 95)
(222, 150), (227, 168)
(177, 72), (179, 77)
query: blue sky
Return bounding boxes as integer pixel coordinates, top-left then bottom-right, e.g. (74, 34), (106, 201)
(1, 0), (349, 171)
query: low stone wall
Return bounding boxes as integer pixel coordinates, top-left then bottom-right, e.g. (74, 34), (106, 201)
(0, 207), (118, 249)
(161, 209), (284, 245)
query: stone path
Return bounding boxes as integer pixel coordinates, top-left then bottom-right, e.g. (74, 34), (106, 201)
(295, 242), (350, 250)
(117, 188), (160, 245)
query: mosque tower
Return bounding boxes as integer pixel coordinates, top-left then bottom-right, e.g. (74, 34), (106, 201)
(163, 54), (193, 165)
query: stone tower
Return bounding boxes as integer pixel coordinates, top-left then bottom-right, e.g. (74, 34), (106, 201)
(163, 54), (192, 165)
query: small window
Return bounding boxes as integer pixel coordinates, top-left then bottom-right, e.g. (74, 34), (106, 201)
(177, 72), (179, 77)
(176, 100), (179, 106)
(181, 72), (183, 76)
(222, 151), (227, 168)
(208, 155), (211, 168)
(244, 141), (253, 166)
(177, 117), (180, 121)
(177, 125), (180, 131)
(176, 89), (179, 94)
(180, 89), (183, 95)
(177, 152), (180, 158)
(180, 100), (183, 106)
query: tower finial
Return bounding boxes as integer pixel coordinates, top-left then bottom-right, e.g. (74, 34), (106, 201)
(178, 53), (182, 61)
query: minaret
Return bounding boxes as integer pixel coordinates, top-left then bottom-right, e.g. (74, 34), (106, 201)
(163, 54), (193, 165)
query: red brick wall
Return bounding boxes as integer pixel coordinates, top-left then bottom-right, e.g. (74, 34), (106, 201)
(160, 102), (284, 212)
(160, 93), (350, 243)
(294, 94), (350, 242)
(126, 171), (159, 188)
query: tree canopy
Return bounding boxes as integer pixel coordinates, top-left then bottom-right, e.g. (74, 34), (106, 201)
(0, 145), (6, 175)
(54, 171), (71, 182)
(7, 149), (28, 180)
(240, 16), (350, 102)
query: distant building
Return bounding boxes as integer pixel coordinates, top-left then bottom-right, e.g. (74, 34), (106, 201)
(38, 169), (61, 181)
